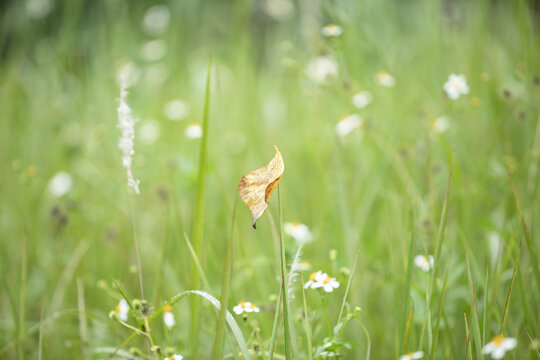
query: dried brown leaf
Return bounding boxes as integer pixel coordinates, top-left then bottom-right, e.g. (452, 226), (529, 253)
(238, 145), (284, 228)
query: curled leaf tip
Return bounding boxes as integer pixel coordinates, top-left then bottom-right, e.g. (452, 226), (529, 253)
(238, 146), (284, 229)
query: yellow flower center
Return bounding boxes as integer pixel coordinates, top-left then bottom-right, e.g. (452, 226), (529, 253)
(163, 304), (172, 313)
(170, 356), (176, 360)
(323, 277), (330, 284)
(424, 256), (429, 262)
(291, 221), (301, 226)
(309, 272), (317, 281)
(115, 306), (121, 314)
(250, 303), (257, 309)
(492, 335), (505, 345)
(239, 301), (246, 308)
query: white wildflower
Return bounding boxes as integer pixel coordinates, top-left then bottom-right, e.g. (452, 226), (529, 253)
(414, 255), (434, 272)
(376, 70), (395, 87)
(321, 24), (343, 37)
(115, 299), (129, 321)
(164, 354), (183, 360)
(164, 99), (189, 121)
(336, 114), (364, 137)
(185, 123), (203, 139)
(304, 271), (340, 293)
(482, 335), (517, 359)
(117, 64), (140, 194)
(285, 222), (313, 243)
(163, 304), (175, 328)
(307, 56), (338, 83)
(399, 351), (424, 360)
(443, 74), (469, 100)
(233, 301), (260, 315)
(48, 171), (73, 197)
(143, 5), (170, 35)
(352, 91), (373, 108)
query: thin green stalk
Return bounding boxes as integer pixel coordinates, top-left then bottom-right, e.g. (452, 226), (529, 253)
(301, 275), (313, 360)
(211, 199), (237, 359)
(190, 59), (212, 359)
(277, 186), (292, 359)
(268, 286), (283, 360)
(321, 296), (332, 338)
(398, 230), (414, 355)
(429, 266), (449, 360)
(17, 236), (27, 360)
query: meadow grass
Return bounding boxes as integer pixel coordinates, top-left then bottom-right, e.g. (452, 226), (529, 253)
(1, 0), (540, 359)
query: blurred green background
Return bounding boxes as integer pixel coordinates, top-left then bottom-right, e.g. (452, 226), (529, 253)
(1, 0), (539, 358)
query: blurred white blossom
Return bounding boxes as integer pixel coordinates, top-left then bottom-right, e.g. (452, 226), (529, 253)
(307, 56), (338, 83)
(115, 299), (129, 321)
(164, 354), (183, 360)
(414, 255), (434, 272)
(336, 114), (364, 137)
(185, 123), (203, 139)
(117, 64), (140, 194)
(376, 70), (395, 87)
(26, 0), (53, 18)
(138, 120), (161, 144)
(352, 91), (373, 109)
(143, 5), (170, 35)
(163, 304), (175, 328)
(304, 271), (339, 293)
(321, 24), (343, 37)
(48, 171), (72, 197)
(285, 222), (313, 244)
(399, 351), (424, 360)
(233, 301), (260, 315)
(263, 0), (294, 21)
(444, 74), (469, 100)
(482, 335), (517, 359)
(432, 116), (450, 133)
(140, 40), (167, 62)
(164, 100), (189, 121)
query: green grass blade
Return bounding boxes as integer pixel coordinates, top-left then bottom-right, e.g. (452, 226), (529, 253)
(268, 286), (283, 360)
(211, 200), (237, 359)
(183, 232), (211, 290)
(18, 236), (27, 360)
(301, 275), (312, 360)
(277, 186), (292, 359)
(338, 254), (358, 332)
(398, 229), (414, 355)
(190, 59), (212, 358)
(429, 266), (449, 360)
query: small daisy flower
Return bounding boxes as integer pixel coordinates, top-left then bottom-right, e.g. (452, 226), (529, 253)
(304, 271), (340, 293)
(284, 222), (313, 243)
(48, 171), (73, 197)
(307, 56), (338, 83)
(482, 335), (517, 359)
(376, 70), (395, 87)
(431, 116), (450, 133)
(399, 351), (424, 360)
(336, 114), (364, 138)
(164, 354), (183, 360)
(233, 301), (260, 315)
(352, 91), (373, 109)
(163, 304), (175, 328)
(115, 299), (129, 321)
(185, 122), (203, 139)
(443, 74), (469, 100)
(321, 24), (343, 37)
(414, 255), (434, 272)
